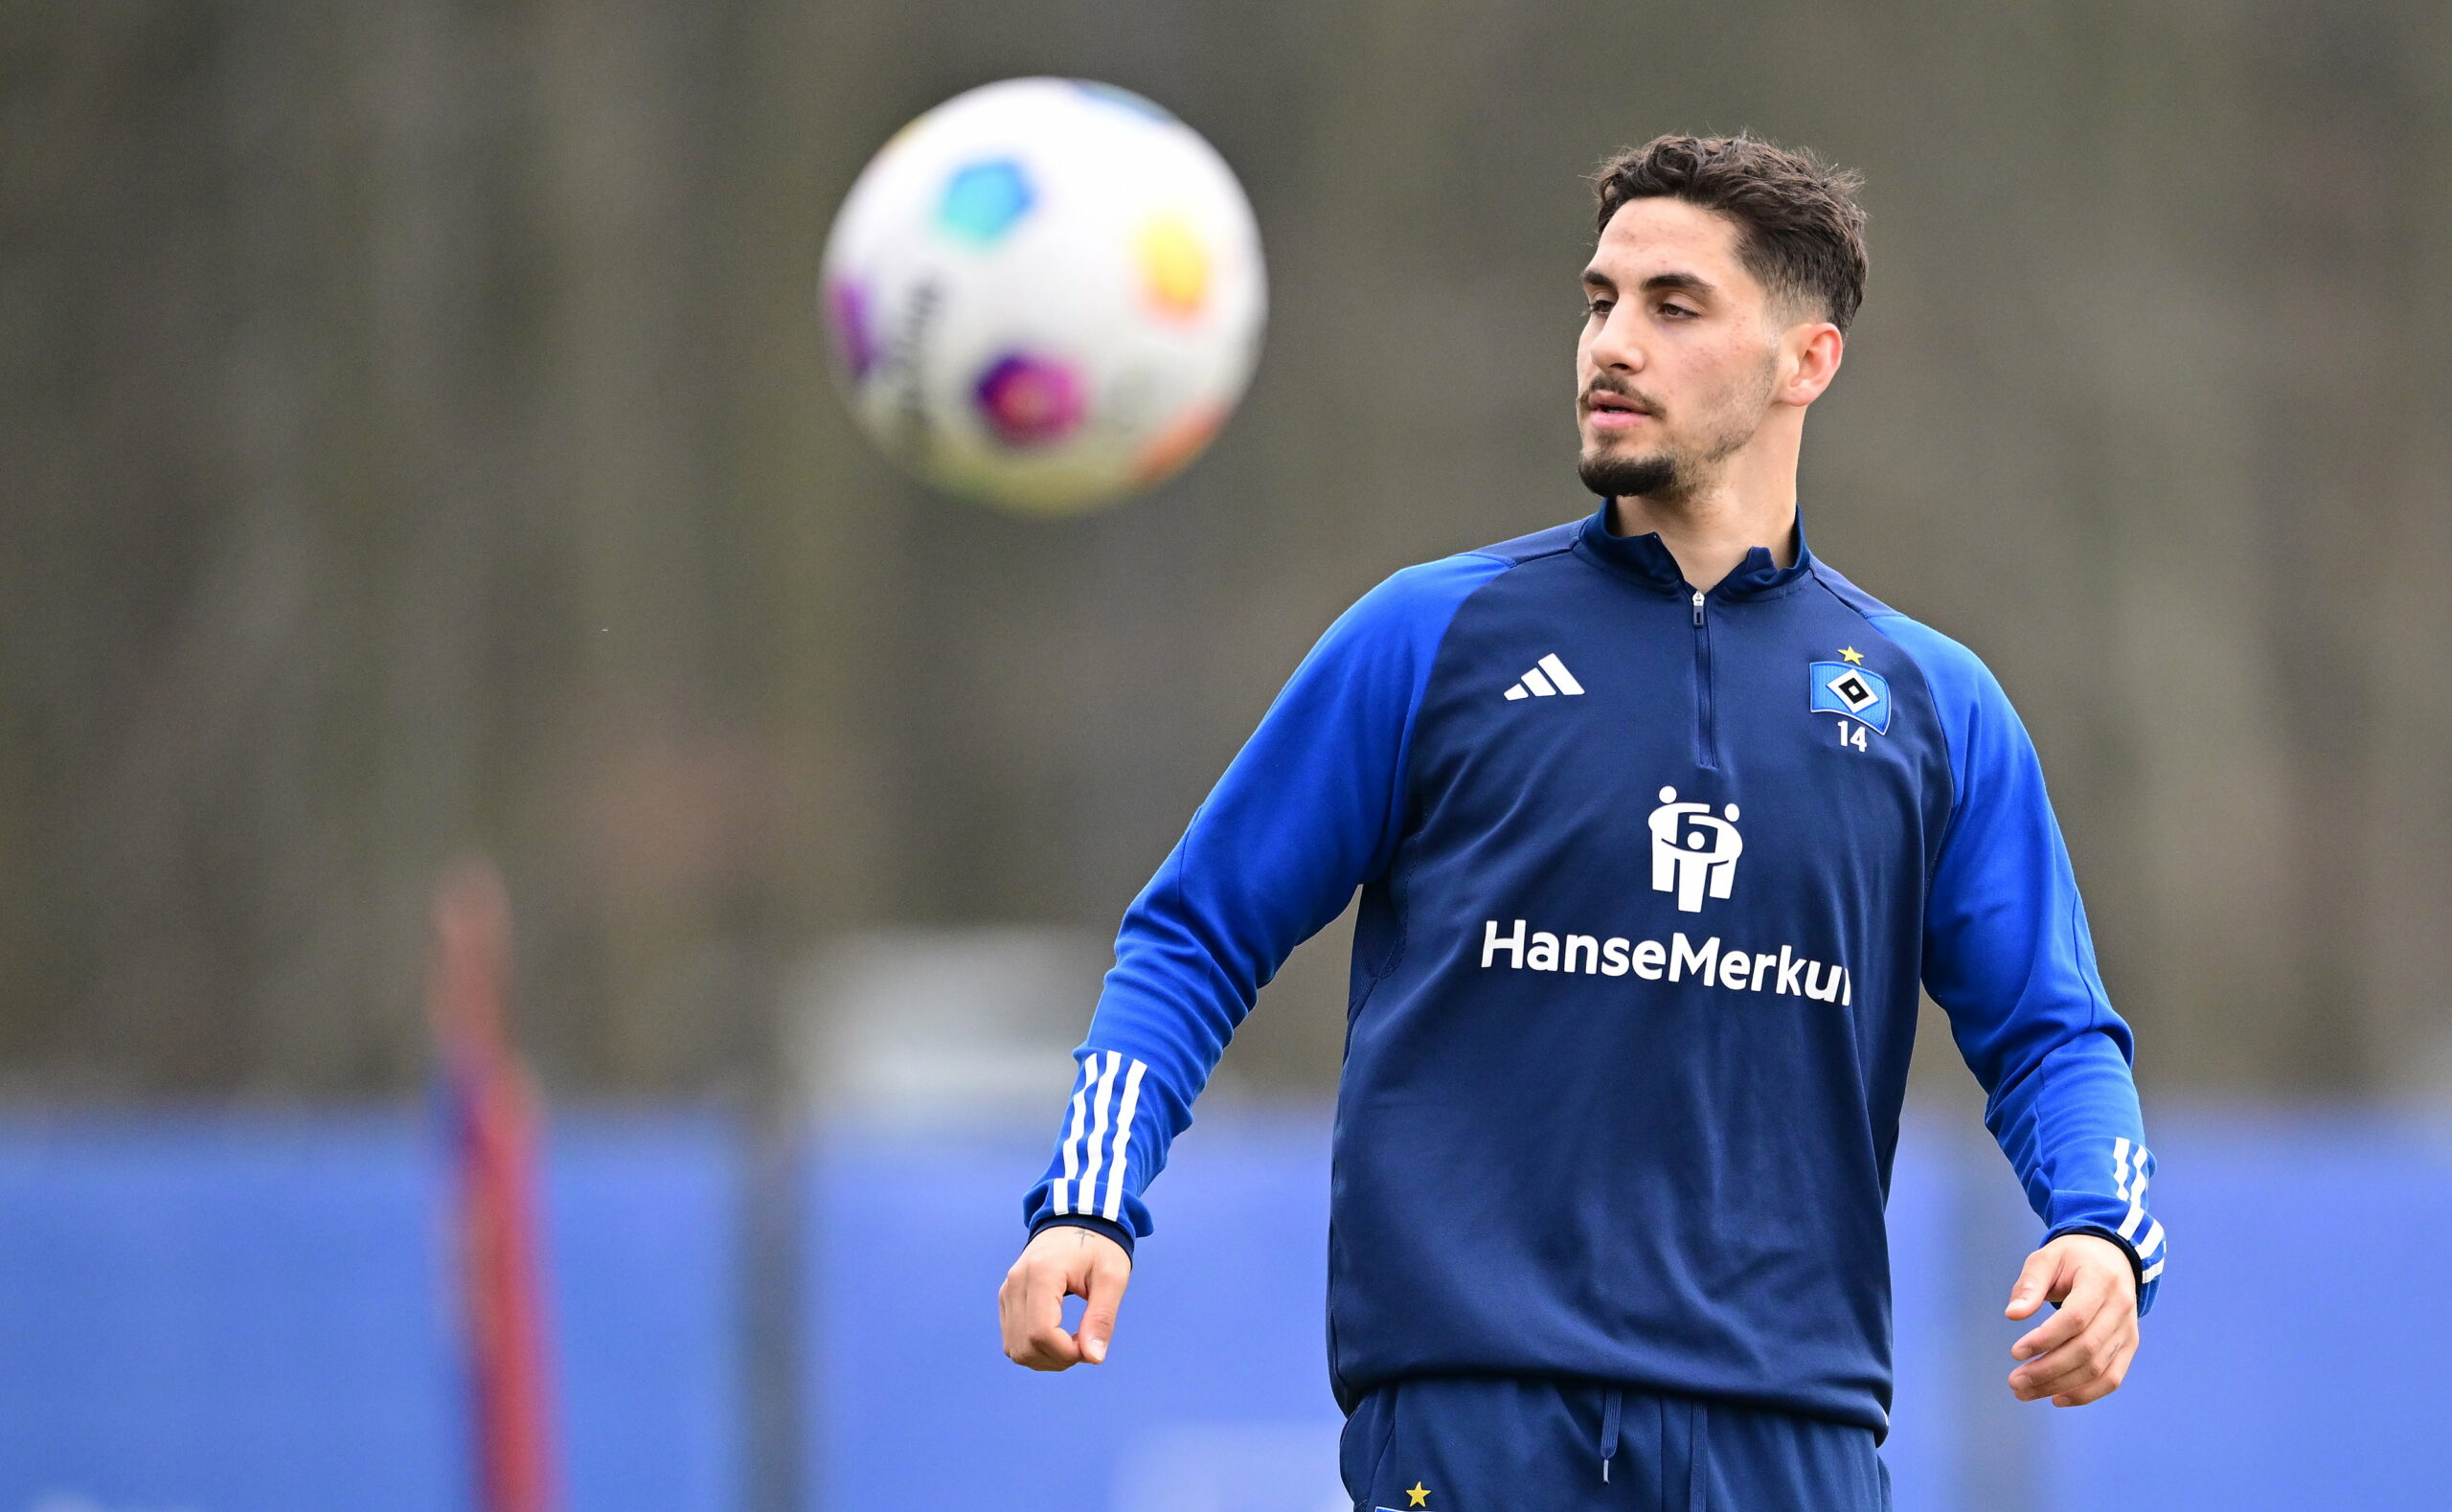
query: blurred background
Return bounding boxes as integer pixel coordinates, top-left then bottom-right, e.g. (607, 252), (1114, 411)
(5, 1), (2450, 1509)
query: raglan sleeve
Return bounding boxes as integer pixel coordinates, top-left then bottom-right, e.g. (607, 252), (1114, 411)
(1020, 554), (1505, 1256)
(1880, 616), (2166, 1314)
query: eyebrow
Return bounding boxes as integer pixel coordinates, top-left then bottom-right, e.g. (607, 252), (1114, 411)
(1581, 268), (1718, 298)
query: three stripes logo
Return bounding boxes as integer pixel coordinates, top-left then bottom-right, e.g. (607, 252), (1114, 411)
(2112, 1137), (2167, 1283)
(1050, 1049), (1147, 1224)
(1503, 653), (1585, 701)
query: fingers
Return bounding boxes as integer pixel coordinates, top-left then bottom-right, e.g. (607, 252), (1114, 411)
(2009, 1300), (2120, 1399)
(2016, 1308), (2134, 1404)
(1075, 1246), (1132, 1365)
(2009, 1269), (2096, 1364)
(2003, 1234), (2145, 1407)
(998, 1252), (1083, 1370)
(2008, 1275), (2138, 1405)
(2050, 1336), (2137, 1407)
(2003, 1246), (2064, 1321)
(998, 1226), (1134, 1372)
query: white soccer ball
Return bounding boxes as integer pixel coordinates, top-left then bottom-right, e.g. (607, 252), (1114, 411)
(820, 78), (1266, 516)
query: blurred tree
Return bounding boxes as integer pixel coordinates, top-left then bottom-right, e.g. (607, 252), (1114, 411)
(2, 0), (2446, 1100)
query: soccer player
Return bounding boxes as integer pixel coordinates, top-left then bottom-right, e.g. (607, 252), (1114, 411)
(996, 135), (2164, 1509)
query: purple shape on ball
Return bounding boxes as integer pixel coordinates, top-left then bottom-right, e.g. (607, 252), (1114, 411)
(974, 353), (1084, 447)
(827, 280), (877, 381)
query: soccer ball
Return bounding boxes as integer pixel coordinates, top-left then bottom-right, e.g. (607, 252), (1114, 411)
(820, 78), (1266, 516)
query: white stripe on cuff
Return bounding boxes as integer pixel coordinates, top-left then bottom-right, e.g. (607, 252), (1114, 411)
(1076, 1051), (1121, 1218)
(1101, 1059), (1147, 1221)
(2117, 1147), (2153, 1241)
(2134, 1219), (2165, 1260)
(1055, 1058), (1093, 1215)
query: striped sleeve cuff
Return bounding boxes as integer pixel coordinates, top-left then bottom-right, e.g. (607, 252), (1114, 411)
(2106, 1133), (2167, 1288)
(1024, 1049), (1165, 1249)
(1048, 1049), (1150, 1225)
(2046, 1135), (2166, 1313)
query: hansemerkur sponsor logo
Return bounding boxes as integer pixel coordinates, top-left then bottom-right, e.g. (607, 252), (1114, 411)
(1475, 783), (1854, 1004)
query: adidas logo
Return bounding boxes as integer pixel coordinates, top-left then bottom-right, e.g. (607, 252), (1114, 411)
(1504, 653), (1585, 701)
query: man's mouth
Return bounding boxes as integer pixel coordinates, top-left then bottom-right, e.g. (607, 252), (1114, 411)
(1582, 391), (1654, 432)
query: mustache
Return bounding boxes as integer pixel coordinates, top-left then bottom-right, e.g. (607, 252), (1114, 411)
(1580, 376), (1662, 416)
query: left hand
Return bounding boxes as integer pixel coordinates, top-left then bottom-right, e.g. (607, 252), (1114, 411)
(2003, 1231), (2139, 1406)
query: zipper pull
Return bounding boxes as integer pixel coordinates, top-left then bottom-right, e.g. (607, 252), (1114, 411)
(1691, 589), (1705, 627)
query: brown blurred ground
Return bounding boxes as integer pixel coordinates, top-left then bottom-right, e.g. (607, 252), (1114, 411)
(4, 0), (2447, 1102)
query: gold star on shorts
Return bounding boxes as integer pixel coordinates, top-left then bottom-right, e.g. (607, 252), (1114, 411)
(1406, 1483), (1431, 1507)
(1838, 645), (1865, 665)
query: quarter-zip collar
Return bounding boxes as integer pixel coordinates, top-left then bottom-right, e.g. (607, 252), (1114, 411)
(1573, 496), (1817, 600)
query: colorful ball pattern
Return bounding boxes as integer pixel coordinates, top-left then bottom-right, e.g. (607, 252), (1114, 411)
(825, 281), (877, 382)
(973, 353), (1084, 447)
(1134, 213), (1210, 321)
(820, 78), (1266, 515)
(936, 158), (1034, 245)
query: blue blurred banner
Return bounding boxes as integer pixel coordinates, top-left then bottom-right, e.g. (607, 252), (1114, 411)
(0, 1106), (2444, 1511)
(0, 1111), (741, 1512)
(808, 1111), (1957, 1512)
(807, 1108), (2452, 1512)
(808, 1115), (1351, 1512)
(2033, 1114), (2452, 1511)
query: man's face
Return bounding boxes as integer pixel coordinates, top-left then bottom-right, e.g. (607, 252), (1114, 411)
(1576, 197), (1786, 502)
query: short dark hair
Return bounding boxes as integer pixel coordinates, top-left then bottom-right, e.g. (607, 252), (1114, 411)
(1593, 135), (1868, 333)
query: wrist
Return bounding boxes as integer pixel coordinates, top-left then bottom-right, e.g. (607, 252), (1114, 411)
(1032, 1211), (1136, 1260)
(2046, 1224), (2142, 1296)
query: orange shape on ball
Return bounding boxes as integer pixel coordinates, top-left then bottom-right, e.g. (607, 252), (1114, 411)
(1136, 213), (1211, 321)
(1133, 402), (1227, 485)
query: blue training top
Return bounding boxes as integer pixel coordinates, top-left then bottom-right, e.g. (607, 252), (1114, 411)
(1023, 502), (2165, 1436)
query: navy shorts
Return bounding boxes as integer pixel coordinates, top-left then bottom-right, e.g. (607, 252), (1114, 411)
(1339, 1376), (1891, 1512)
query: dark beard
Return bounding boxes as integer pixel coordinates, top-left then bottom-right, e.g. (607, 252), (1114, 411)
(1578, 449), (1680, 501)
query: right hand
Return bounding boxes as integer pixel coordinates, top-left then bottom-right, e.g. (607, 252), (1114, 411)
(998, 1224), (1132, 1370)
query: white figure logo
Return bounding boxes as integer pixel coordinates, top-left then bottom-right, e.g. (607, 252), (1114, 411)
(1649, 785), (1742, 913)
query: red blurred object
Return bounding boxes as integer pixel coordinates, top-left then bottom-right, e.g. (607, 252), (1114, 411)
(428, 861), (559, 1512)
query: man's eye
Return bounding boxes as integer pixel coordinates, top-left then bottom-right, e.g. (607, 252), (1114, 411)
(1585, 299), (1613, 319)
(1659, 303), (1696, 319)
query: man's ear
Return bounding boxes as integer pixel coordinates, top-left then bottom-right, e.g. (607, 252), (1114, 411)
(1782, 321), (1844, 406)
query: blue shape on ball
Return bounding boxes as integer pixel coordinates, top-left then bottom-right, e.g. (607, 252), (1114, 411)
(938, 158), (1034, 245)
(1070, 79), (1176, 122)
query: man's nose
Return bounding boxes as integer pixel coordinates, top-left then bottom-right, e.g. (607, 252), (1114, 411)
(1588, 305), (1646, 372)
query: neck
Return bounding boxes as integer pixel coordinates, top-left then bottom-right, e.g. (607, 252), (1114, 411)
(1606, 428), (1801, 592)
